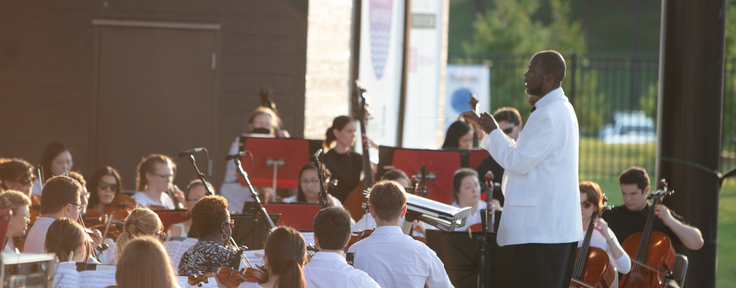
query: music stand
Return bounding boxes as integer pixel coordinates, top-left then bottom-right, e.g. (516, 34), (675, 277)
(261, 203), (322, 230)
(238, 138), (312, 194)
(379, 146), (462, 204)
(425, 230), (515, 288)
(231, 213), (281, 250)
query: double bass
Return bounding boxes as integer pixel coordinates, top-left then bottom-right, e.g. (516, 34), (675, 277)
(569, 199), (615, 288)
(343, 82), (374, 221)
(619, 179), (676, 288)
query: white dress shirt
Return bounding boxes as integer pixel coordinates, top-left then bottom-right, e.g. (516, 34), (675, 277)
(348, 225), (453, 288)
(132, 191), (175, 210)
(576, 227), (631, 274)
(303, 251), (380, 288)
(480, 87), (583, 246)
(24, 216), (56, 253)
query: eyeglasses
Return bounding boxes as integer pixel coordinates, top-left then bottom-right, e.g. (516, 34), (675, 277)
(502, 127), (514, 135)
(580, 201), (593, 209)
(67, 203), (83, 213)
(13, 176), (36, 186)
(98, 180), (119, 191)
(222, 220), (235, 229)
(155, 231), (166, 241)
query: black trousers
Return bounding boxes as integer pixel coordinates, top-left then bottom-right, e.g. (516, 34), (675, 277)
(512, 242), (577, 288)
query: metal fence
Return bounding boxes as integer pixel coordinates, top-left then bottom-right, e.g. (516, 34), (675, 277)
(449, 53), (736, 178)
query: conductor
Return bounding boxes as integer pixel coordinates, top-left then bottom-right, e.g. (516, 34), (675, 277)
(460, 50), (582, 288)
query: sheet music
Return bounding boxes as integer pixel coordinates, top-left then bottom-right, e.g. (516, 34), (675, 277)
(79, 270), (117, 288)
(52, 268), (79, 288)
(176, 276), (219, 288)
(242, 250), (265, 267)
(166, 237), (199, 269)
(300, 232), (315, 247)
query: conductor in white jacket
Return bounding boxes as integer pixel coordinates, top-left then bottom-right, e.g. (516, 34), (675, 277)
(461, 50), (583, 288)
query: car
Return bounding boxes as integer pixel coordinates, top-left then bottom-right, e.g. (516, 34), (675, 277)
(598, 111), (657, 144)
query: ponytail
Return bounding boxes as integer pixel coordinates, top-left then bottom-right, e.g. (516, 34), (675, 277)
(264, 226), (306, 288)
(277, 259), (306, 288)
(322, 116), (353, 151)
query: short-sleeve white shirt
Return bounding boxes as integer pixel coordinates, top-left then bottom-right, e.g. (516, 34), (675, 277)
(132, 191), (175, 210)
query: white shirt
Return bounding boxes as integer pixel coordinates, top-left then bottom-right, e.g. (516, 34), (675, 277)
(480, 87), (583, 246)
(303, 251), (380, 288)
(31, 178), (42, 196)
(132, 191), (175, 210)
(221, 135), (255, 214)
(576, 227), (631, 274)
(24, 216), (56, 253)
(282, 195), (344, 208)
(451, 201), (487, 231)
(348, 225), (453, 288)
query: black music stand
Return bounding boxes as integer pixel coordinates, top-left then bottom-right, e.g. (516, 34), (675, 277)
(425, 230), (515, 288)
(231, 213), (281, 250)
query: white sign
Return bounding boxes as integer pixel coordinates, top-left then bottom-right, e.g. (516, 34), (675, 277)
(443, 64), (491, 131)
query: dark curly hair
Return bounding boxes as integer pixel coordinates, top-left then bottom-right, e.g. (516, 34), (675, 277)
(190, 195), (229, 238)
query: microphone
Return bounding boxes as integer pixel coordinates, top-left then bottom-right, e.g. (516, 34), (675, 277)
(310, 149), (323, 162)
(225, 151), (250, 161)
(178, 147), (205, 158)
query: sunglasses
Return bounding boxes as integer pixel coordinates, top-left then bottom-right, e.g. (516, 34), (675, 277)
(98, 181), (119, 191)
(502, 127), (514, 135)
(14, 176), (36, 186)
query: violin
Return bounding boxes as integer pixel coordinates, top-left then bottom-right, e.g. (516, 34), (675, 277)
(569, 198), (615, 288)
(343, 82), (375, 221)
(188, 271), (215, 287)
(619, 179), (676, 288)
(468, 171), (499, 232)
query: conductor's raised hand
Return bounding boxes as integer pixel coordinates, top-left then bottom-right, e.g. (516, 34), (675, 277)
(458, 111), (497, 134)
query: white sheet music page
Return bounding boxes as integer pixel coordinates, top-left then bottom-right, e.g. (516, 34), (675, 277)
(79, 269), (117, 288)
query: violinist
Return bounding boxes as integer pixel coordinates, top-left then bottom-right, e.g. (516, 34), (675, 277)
(578, 181), (631, 274)
(281, 164), (342, 208)
(169, 179), (213, 238)
(220, 107), (288, 213)
(116, 236), (179, 288)
(322, 116), (363, 204)
(115, 207), (164, 262)
(44, 218), (96, 263)
(353, 170), (418, 232)
(0, 190), (31, 253)
(347, 181), (453, 288)
(66, 171), (90, 215)
(133, 154), (183, 210)
(178, 195), (244, 276)
(31, 141), (73, 196)
(215, 226), (307, 288)
(304, 207), (379, 288)
(24, 175), (82, 253)
(0, 158), (36, 197)
(441, 120), (473, 150)
(87, 166), (123, 213)
(474, 107), (523, 206)
(602, 167), (703, 288)
(448, 168), (501, 231)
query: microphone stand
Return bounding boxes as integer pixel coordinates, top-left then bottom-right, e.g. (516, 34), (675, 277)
(186, 155), (214, 196)
(313, 152), (329, 208)
(231, 157), (276, 229)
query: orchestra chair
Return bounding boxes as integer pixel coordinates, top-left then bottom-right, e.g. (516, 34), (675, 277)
(671, 253), (689, 288)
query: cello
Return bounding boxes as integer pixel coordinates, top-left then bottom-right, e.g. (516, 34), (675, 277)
(569, 198), (615, 288)
(343, 82), (374, 221)
(619, 179), (676, 288)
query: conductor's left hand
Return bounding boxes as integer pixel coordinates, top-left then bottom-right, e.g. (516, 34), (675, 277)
(459, 111), (498, 134)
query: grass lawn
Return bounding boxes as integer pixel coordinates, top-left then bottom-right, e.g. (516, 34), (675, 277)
(578, 137), (736, 286)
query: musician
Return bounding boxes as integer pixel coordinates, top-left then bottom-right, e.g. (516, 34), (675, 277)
(0, 190), (31, 252)
(178, 195), (243, 276)
(602, 167), (703, 287)
(45, 218), (95, 263)
(66, 171), (89, 214)
(282, 163), (342, 207)
(475, 107), (523, 206)
(115, 208), (164, 262)
(169, 179), (213, 237)
(24, 175), (83, 253)
(0, 158), (35, 196)
(215, 226), (307, 288)
(441, 120), (473, 150)
(133, 154), (183, 210)
(31, 141), (73, 196)
(323, 116), (363, 203)
(347, 181), (453, 288)
(353, 169), (410, 232)
(461, 50), (582, 287)
(578, 181), (631, 274)
(450, 168), (502, 231)
(220, 107), (288, 213)
(116, 236), (180, 288)
(304, 207), (379, 288)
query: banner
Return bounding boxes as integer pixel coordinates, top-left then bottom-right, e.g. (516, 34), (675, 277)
(443, 64), (491, 132)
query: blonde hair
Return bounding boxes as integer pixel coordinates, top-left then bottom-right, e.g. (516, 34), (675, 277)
(116, 236), (178, 288)
(0, 190), (31, 215)
(115, 208), (163, 259)
(247, 107), (281, 133)
(136, 154), (176, 191)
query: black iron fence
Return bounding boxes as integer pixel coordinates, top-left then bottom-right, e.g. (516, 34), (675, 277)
(449, 53), (736, 178)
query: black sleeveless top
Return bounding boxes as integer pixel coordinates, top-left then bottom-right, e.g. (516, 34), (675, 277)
(323, 149), (363, 203)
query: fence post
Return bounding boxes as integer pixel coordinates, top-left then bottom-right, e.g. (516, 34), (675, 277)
(569, 53), (576, 107)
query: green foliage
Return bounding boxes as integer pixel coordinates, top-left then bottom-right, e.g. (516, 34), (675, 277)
(573, 67), (606, 135)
